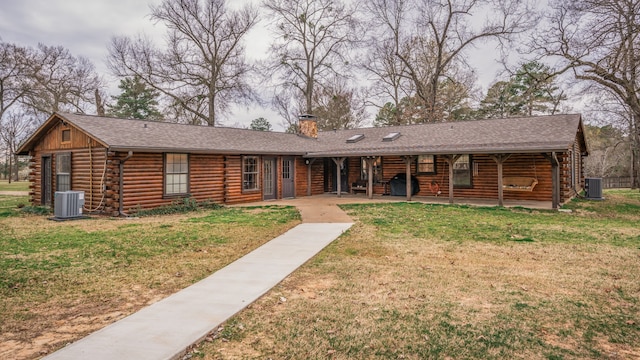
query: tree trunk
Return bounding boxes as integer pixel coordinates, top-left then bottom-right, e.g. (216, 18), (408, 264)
(8, 150), (12, 184)
(13, 153), (19, 181)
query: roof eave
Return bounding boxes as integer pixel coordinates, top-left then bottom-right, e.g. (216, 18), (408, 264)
(108, 146), (307, 156)
(303, 147), (572, 158)
(17, 112), (110, 154)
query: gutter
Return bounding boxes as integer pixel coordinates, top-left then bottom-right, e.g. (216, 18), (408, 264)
(119, 151), (134, 216)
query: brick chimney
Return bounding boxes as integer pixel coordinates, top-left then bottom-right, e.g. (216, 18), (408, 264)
(298, 114), (318, 138)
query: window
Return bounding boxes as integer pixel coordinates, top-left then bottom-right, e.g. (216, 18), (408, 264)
(417, 155), (436, 174)
(453, 155), (472, 187)
(61, 129), (71, 142)
(243, 156), (259, 191)
(361, 157), (382, 183)
(282, 158), (291, 180)
(56, 153), (71, 191)
(382, 132), (401, 142)
(346, 134), (365, 143)
(165, 153), (189, 195)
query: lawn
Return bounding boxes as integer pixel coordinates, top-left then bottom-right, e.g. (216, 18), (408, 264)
(1, 191), (639, 360)
(0, 200), (301, 359)
(0, 180), (29, 192)
(193, 190), (640, 360)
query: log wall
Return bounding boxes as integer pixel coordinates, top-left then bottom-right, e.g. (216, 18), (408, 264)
(330, 154), (558, 202)
(28, 120), (108, 212)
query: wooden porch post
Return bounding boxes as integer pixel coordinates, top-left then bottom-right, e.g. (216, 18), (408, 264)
(306, 158), (316, 196)
(490, 154), (512, 207)
(365, 157), (376, 199)
(402, 156), (415, 201)
(443, 155), (461, 204)
(543, 152), (560, 210)
(332, 157), (346, 197)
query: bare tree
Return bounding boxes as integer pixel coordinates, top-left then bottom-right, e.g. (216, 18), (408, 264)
(312, 77), (367, 130)
(108, 0), (258, 126)
(22, 44), (102, 117)
(0, 110), (34, 182)
(272, 88), (305, 132)
(263, 0), (361, 115)
(361, 0), (411, 125)
(534, 0), (640, 187)
(0, 41), (31, 121)
(367, 0), (534, 123)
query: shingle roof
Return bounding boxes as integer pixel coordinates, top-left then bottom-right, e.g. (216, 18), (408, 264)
(18, 112), (585, 156)
(309, 114), (585, 157)
(20, 113), (318, 155)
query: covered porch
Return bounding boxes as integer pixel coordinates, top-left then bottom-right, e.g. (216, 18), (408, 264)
(302, 152), (564, 210)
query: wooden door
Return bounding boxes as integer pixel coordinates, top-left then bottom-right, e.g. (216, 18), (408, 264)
(282, 157), (295, 198)
(263, 157), (277, 200)
(42, 155), (52, 206)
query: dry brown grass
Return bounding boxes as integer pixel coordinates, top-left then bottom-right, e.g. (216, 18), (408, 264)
(195, 194), (640, 359)
(0, 206), (300, 360)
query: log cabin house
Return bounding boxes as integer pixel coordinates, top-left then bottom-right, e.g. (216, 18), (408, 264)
(17, 112), (588, 215)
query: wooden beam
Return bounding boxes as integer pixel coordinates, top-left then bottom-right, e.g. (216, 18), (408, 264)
(364, 157), (376, 199)
(402, 156), (415, 201)
(543, 152), (560, 209)
(442, 155), (461, 204)
(489, 154), (512, 207)
(305, 158), (317, 196)
(332, 157), (346, 197)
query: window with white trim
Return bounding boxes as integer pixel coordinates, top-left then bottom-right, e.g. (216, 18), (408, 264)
(56, 153), (71, 191)
(243, 156), (259, 191)
(453, 155), (472, 187)
(165, 153), (189, 195)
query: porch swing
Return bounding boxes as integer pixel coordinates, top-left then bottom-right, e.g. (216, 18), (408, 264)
(502, 155), (539, 192)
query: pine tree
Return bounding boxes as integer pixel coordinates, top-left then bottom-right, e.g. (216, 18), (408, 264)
(250, 117), (272, 131)
(107, 76), (162, 120)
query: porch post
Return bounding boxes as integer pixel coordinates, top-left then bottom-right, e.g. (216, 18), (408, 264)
(306, 158), (316, 196)
(490, 154), (512, 207)
(365, 157), (376, 199)
(543, 152), (560, 210)
(551, 152), (560, 210)
(443, 155), (461, 204)
(332, 157), (346, 197)
(402, 156), (415, 201)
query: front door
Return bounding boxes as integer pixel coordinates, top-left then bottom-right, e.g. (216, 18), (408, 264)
(282, 157), (295, 198)
(263, 157), (277, 200)
(42, 155), (52, 206)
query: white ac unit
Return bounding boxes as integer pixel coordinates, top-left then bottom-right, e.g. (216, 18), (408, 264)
(584, 178), (604, 200)
(54, 191), (85, 218)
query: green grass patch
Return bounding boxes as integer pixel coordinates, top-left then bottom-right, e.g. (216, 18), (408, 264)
(0, 180), (29, 192)
(0, 195), (30, 218)
(190, 205), (300, 226)
(0, 204), (301, 357)
(195, 190), (640, 359)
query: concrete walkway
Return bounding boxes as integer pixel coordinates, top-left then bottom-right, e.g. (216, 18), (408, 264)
(43, 222), (353, 360)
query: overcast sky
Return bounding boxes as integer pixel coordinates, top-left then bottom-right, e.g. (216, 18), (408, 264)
(0, 0), (507, 129)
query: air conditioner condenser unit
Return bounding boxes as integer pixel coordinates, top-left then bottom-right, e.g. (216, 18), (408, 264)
(54, 191), (85, 219)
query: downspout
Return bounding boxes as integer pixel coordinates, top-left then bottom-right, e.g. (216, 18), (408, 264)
(119, 151), (133, 216)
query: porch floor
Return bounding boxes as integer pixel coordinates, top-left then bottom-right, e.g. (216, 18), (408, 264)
(244, 193), (554, 212)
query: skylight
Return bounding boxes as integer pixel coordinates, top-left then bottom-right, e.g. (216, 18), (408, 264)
(346, 134), (365, 143)
(382, 132), (401, 142)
